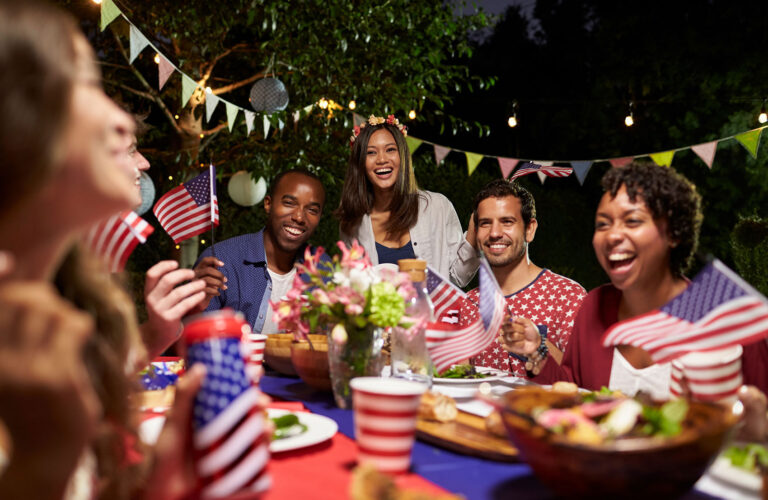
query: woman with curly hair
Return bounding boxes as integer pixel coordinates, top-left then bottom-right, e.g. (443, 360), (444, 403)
(507, 162), (767, 399)
(336, 115), (479, 286)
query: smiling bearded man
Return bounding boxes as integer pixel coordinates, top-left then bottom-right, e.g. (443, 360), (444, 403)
(193, 169), (328, 333)
(453, 179), (586, 380)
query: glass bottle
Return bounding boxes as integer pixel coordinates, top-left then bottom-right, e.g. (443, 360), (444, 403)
(391, 258), (434, 386)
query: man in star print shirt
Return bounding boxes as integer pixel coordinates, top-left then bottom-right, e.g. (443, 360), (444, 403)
(457, 180), (586, 379)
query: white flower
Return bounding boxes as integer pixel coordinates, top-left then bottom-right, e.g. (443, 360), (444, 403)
(331, 323), (348, 344)
(348, 267), (373, 292)
(332, 271), (350, 287)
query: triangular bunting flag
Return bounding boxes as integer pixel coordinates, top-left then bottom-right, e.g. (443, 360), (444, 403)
(225, 102), (239, 132)
(244, 111), (255, 135)
(263, 115), (271, 138)
(278, 118), (285, 131)
(157, 56), (174, 90)
(570, 161), (593, 185)
(128, 25), (150, 63)
(406, 137), (423, 154)
(434, 145), (451, 165)
(734, 128), (763, 159)
(181, 75), (197, 107)
(608, 157), (634, 168)
(303, 104), (314, 116)
(466, 152), (483, 176)
(497, 158), (519, 179)
(690, 141), (718, 169)
(100, 0), (121, 31)
(537, 161), (553, 185)
(204, 94), (220, 122)
(292, 110), (301, 123)
(649, 150), (675, 167)
(352, 113), (366, 127)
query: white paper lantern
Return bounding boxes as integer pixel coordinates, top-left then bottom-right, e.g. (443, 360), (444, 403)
(136, 171), (155, 215)
(228, 171), (267, 207)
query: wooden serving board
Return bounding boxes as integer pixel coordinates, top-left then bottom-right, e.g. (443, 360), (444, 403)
(415, 410), (519, 462)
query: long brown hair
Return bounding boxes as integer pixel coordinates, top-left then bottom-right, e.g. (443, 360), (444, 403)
(336, 122), (421, 238)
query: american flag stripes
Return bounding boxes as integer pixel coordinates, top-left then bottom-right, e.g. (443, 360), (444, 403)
(153, 165), (219, 244)
(425, 259), (507, 373)
(84, 210), (153, 272)
(510, 161), (573, 181)
(602, 259), (768, 363)
(188, 337), (271, 498)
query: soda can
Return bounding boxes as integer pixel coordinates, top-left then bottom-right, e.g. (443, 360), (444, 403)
(184, 310), (271, 498)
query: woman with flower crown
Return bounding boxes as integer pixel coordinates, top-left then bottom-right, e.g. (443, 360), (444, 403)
(335, 115), (479, 287)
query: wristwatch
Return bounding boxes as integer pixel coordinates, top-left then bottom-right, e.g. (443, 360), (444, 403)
(509, 325), (548, 363)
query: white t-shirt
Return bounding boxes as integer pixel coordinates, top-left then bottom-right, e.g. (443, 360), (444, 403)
(608, 348), (671, 400)
(260, 267), (297, 334)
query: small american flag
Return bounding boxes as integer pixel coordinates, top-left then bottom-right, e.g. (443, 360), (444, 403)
(189, 337), (271, 498)
(153, 165), (219, 244)
(510, 162), (573, 181)
(425, 259), (506, 373)
(84, 210), (153, 272)
(602, 259), (768, 363)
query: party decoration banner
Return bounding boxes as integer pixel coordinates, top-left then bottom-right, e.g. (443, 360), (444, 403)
(205, 94), (220, 122)
(498, 158), (519, 179)
(181, 75), (197, 107)
(735, 129), (763, 159)
(226, 102), (239, 132)
(650, 150), (675, 167)
(245, 111), (255, 135)
(406, 136), (423, 154)
(157, 56), (174, 90)
(570, 161), (593, 185)
(129, 25), (149, 63)
(609, 157), (634, 168)
(100, 0), (121, 31)
(263, 115), (271, 138)
(691, 141), (718, 169)
(434, 145), (451, 165)
(466, 152), (484, 176)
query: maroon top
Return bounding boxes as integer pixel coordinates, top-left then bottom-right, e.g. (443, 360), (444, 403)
(536, 284), (768, 394)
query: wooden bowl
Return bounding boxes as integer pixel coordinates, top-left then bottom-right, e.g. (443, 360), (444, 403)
(264, 333), (298, 376)
(290, 335), (331, 391)
(500, 387), (739, 498)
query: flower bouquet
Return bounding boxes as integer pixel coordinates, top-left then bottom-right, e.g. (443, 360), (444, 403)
(272, 241), (416, 407)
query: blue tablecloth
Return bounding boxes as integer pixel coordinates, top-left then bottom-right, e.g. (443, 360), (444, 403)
(259, 373), (719, 500)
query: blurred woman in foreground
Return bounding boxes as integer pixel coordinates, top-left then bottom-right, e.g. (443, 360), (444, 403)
(0, 1), (202, 498)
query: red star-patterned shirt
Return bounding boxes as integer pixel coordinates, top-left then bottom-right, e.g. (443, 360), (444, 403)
(456, 269), (586, 378)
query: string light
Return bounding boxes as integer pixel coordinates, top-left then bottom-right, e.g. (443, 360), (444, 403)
(174, 114), (180, 119)
(318, 98), (329, 109)
(91, 0), (102, 4)
(154, 53), (160, 64)
(759, 100), (767, 124)
(168, 176), (173, 181)
(408, 109), (416, 120)
(348, 100), (356, 110)
(199, 133), (204, 138)
(175, 245), (180, 250)
(507, 101), (518, 128)
(624, 102), (634, 127)
(205, 87), (212, 94)
(200, 239), (206, 245)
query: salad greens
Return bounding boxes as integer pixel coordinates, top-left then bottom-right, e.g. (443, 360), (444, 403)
(271, 413), (308, 440)
(437, 364), (489, 379)
(640, 398), (688, 437)
(723, 443), (768, 472)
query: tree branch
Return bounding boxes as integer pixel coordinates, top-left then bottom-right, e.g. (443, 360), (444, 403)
(213, 72), (267, 95)
(202, 43), (248, 82)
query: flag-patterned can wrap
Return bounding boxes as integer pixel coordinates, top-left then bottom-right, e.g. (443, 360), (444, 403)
(350, 377), (427, 474)
(184, 311), (271, 498)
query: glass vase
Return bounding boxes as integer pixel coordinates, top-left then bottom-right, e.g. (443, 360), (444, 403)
(327, 323), (384, 408)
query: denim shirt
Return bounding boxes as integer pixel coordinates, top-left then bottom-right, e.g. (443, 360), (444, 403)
(196, 229), (327, 332)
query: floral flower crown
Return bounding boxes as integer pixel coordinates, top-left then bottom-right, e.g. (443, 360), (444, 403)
(349, 114), (408, 147)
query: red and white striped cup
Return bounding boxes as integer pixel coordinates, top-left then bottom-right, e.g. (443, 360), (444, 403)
(673, 345), (743, 403)
(241, 333), (268, 384)
(350, 377), (428, 474)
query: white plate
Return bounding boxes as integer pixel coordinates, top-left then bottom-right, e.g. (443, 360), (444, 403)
(433, 366), (507, 385)
(267, 408), (338, 453)
(138, 409), (338, 454)
(706, 455), (763, 493)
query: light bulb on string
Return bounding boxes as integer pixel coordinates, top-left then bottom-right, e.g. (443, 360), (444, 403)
(201, 239), (206, 245)
(624, 102), (634, 127)
(507, 115), (517, 128)
(168, 176), (173, 181)
(348, 100), (356, 110)
(318, 98), (329, 110)
(92, 0), (102, 4)
(154, 53), (160, 64)
(205, 87), (212, 94)
(408, 109), (416, 120)
(759, 100), (767, 124)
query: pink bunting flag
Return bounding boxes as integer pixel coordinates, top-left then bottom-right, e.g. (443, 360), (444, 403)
(434, 145), (451, 165)
(690, 141), (718, 169)
(158, 56), (174, 90)
(609, 157), (634, 168)
(498, 158), (519, 179)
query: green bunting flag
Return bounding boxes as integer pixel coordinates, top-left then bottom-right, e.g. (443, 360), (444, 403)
(225, 102), (239, 132)
(466, 152), (483, 176)
(100, 0), (122, 31)
(734, 128), (764, 159)
(649, 151), (675, 167)
(181, 75), (198, 107)
(405, 136), (423, 154)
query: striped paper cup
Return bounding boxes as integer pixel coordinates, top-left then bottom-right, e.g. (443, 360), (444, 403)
(677, 345), (743, 404)
(669, 360), (685, 398)
(350, 377), (428, 474)
(241, 333), (268, 384)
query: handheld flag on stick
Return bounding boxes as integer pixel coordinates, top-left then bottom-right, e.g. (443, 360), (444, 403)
(510, 161), (573, 181)
(602, 259), (768, 363)
(425, 258), (506, 373)
(153, 166), (219, 244)
(84, 211), (154, 272)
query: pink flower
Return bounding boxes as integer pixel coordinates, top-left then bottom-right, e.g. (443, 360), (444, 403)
(303, 246), (324, 275)
(331, 323), (348, 344)
(386, 114), (396, 125)
(313, 288), (332, 306)
(337, 240), (371, 270)
(271, 298), (301, 331)
(345, 303), (364, 315)
(285, 274), (308, 300)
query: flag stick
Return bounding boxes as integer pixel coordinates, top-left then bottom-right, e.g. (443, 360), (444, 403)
(209, 162), (217, 259)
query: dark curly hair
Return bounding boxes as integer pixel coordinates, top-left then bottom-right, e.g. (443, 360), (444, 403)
(472, 179), (536, 229)
(600, 162), (702, 277)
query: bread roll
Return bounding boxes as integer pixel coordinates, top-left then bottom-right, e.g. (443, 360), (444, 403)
(418, 391), (457, 422)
